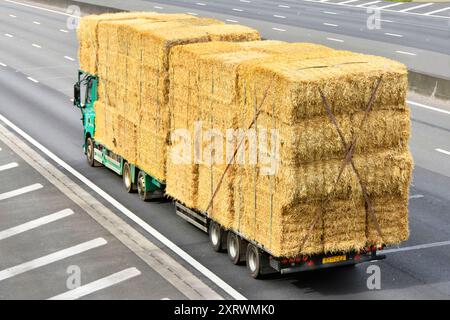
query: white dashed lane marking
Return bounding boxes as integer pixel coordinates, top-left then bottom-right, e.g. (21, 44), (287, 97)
(0, 162), (18, 172)
(48, 267), (141, 300)
(0, 183), (43, 201)
(0, 209), (74, 241)
(435, 148), (450, 156)
(0, 238), (107, 282)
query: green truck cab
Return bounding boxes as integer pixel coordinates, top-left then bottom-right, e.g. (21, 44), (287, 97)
(74, 70), (163, 200)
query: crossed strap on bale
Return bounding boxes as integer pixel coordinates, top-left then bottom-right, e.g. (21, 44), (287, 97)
(298, 76), (385, 253)
(204, 77), (275, 214)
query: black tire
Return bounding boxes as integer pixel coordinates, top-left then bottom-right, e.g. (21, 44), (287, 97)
(246, 243), (262, 279)
(86, 137), (96, 167)
(137, 170), (151, 201)
(227, 232), (244, 265)
(208, 221), (225, 252)
(123, 162), (136, 193)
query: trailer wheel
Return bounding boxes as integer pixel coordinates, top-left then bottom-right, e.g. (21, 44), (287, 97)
(246, 243), (263, 279)
(137, 171), (151, 201)
(208, 221), (225, 252)
(86, 137), (97, 167)
(227, 232), (244, 265)
(123, 162), (136, 193)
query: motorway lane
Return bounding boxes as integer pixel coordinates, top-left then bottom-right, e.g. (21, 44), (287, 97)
(0, 136), (189, 300)
(67, 0), (450, 77)
(143, 0), (450, 55)
(0, 0), (450, 299)
(2, 62), (450, 299)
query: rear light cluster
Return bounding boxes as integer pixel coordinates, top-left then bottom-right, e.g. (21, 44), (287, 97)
(280, 256), (309, 265)
(361, 245), (385, 254)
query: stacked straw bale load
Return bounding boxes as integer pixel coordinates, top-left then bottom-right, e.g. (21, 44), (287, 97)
(78, 12), (412, 257)
(78, 13), (260, 181)
(167, 40), (412, 256)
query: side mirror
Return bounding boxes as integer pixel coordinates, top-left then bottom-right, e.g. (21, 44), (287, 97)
(74, 82), (81, 108)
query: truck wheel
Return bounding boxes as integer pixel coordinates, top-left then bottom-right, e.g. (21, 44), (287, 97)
(208, 221), (225, 252)
(227, 232), (244, 265)
(86, 137), (96, 167)
(137, 171), (151, 201)
(246, 243), (262, 279)
(123, 162), (136, 193)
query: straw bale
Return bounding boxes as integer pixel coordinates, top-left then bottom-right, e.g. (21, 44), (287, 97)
(238, 54), (408, 124)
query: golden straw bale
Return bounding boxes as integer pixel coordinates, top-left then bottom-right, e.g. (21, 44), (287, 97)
(238, 54), (408, 124)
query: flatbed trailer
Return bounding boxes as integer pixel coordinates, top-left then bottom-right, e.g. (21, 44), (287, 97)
(74, 69), (386, 279)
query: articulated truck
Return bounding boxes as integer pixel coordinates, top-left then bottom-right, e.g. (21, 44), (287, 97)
(74, 69), (386, 278)
(74, 12), (412, 278)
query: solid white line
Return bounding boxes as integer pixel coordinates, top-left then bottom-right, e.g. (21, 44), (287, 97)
(0, 162), (18, 172)
(357, 1), (381, 7)
(279, 4), (290, 8)
(395, 50), (416, 56)
(0, 183), (43, 201)
(274, 14), (286, 18)
(0, 209), (74, 241)
(27, 77), (39, 83)
(64, 56), (75, 61)
(154, 6), (164, 9)
(226, 19), (239, 23)
(327, 37), (344, 42)
(323, 11), (337, 15)
(0, 114), (246, 300)
(196, 2), (206, 6)
(409, 194), (424, 199)
(385, 32), (403, 37)
(0, 62), (6, 67)
(324, 23), (338, 27)
(0, 238), (107, 281)
(424, 7), (450, 16)
(32, 44), (42, 48)
(4, 0), (77, 17)
(383, 240), (450, 254)
(377, 2), (404, 9)
(240, 0), (251, 3)
(48, 267), (141, 300)
(59, 29), (68, 33)
(272, 27), (286, 32)
(407, 100), (450, 115)
(4, 33), (13, 38)
(232, 8), (243, 12)
(436, 148), (450, 156)
(399, 3), (434, 13)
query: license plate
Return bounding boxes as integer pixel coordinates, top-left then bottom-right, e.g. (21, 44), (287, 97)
(322, 255), (347, 264)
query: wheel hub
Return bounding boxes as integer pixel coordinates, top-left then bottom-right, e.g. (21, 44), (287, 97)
(229, 237), (237, 258)
(248, 249), (257, 272)
(211, 225), (219, 245)
(124, 167), (131, 188)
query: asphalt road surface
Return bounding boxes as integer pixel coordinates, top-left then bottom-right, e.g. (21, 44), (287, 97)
(0, 0), (450, 299)
(72, 0), (450, 78)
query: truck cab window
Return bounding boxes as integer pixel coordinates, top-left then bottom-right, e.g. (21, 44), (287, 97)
(80, 77), (93, 107)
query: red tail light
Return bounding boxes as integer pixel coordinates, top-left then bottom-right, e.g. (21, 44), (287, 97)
(307, 260), (314, 267)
